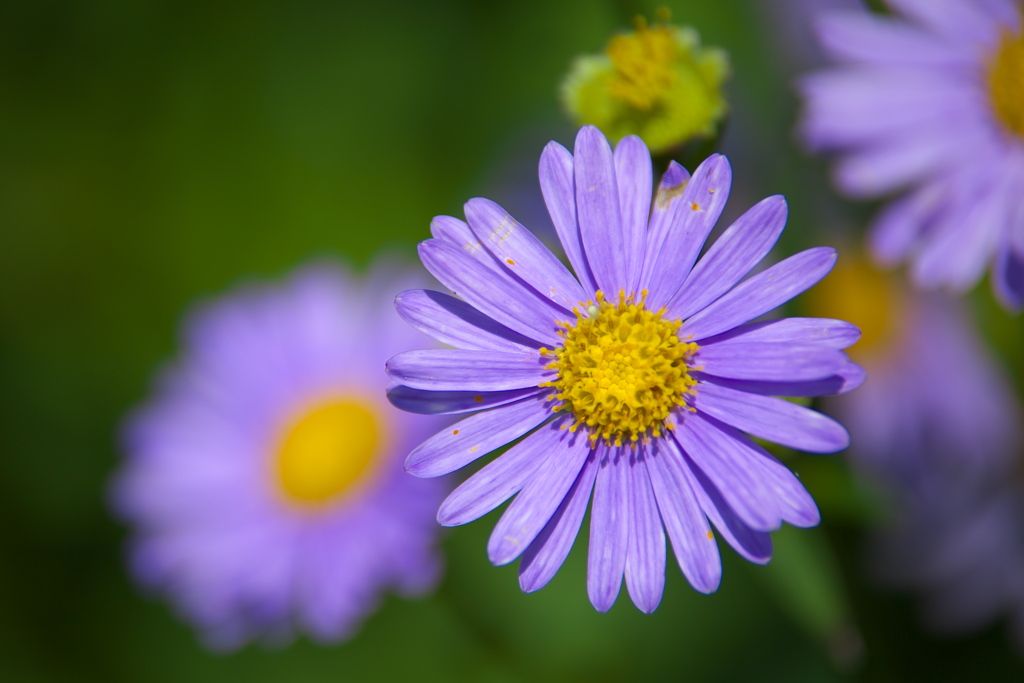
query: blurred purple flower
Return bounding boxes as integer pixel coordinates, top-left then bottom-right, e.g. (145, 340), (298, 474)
(112, 261), (448, 649)
(814, 260), (1017, 487)
(812, 256), (1024, 647)
(872, 471), (1024, 651)
(386, 125), (863, 613)
(798, 0), (1024, 310)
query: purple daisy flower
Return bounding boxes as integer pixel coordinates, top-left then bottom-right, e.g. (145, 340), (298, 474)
(808, 258), (1018, 488)
(386, 125), (864, 612)
(799, 0), (1024, 309)
(112, 262), (448, 649)
(808, 256), (1024, 646)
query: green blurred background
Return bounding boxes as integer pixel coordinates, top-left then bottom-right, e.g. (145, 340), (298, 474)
(2, 0), (1023, 680)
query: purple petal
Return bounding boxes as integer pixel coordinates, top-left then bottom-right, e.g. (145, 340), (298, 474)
(404, 394), (553, 477)
(385, 349), (551, 392)
(437, 421), (569, 526)
(868, 183), (940, 266)
(816, 11), (975, 66)
(487, 429), (592, 565)
(518, 450), (599, 593)
(418, 239), (560, 344)
(614, 136), (653, 292)
(574, 126), (626, 294)
(982, 0), (1022, 29)
(674, 413), (781, 532)
(587, 445), (629, 612)
(695, 359), (866, 397)
(668, 195), (788, 321)
(539, 140), (599, 294)
(887, 0), (1006, 44)
(662, 432), (772, 563)
(911, 177), (1005, 291)
(698, 317), (861, 350)
(430, 215), (496, 268)
(993, 246), (1024, 312)
(677, 445), (773, 564)
(741, 445), (820, 530)
(624, 449), (666, 613)
(645, 437), (722, 594)
(1007, 160), (1024, 258)
(643, 155), (733, 307)
(395, 289), (540, 354)
(694, 342), (848, 383)
(833, 361), (868, 394)
(464, 197), (588, 310)
(678, 413), (820, 531)
(694, 381), (850, 454)
(640, 161), (690, 291)
(833, 125), (982, 198)
(682, 247), (838, 341)
(388, 385), (542, 416)
(799, 71), (975, 155)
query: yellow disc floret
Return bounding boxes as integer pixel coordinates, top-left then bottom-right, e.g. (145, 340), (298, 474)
(541, 291), (699, 446)
(606, 16), (681, 111)
(560, 9), (729, 154)
(275, 397), (384, 507)
(989, 21), (1024, 138)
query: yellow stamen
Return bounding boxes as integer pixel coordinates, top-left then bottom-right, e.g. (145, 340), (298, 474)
(540, 290), (699, 447)
(606, 16), (681, 111)
(560, 9), (729, 154)
(989, 20), (1024, 138)
(275, 397), (384, 507)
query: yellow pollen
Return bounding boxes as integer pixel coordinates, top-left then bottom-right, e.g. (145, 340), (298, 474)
(540, 290), (699, 447)
(989, 20), (1024, 138)
(275, 397), (383, 507)
(560, 9), (729, 155)
(607, 15), (680, 111)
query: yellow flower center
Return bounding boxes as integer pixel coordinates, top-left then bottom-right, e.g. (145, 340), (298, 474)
(275, 397), (384, 507)
(607, 18), (680, 111)
(988, 21), (1024, 138)
(541, 291), (699, 447)
(559, 10), (729, 155)
(802, 257), (903, 361)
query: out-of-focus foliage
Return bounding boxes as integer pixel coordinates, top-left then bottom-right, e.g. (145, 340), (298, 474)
(2, 1), (1024, 681)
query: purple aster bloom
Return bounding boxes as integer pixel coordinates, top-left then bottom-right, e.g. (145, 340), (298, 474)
(809, 258), (1018, 487)
(798, 0), (1024, 310)
(809, 256), (1024, 646)
(112, 261), (448, 649)
(386, 125), (864, 613)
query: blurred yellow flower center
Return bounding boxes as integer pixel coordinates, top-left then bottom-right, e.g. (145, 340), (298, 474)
(541, 291), (699, 447)
(804, 257), (901, 360)
(989, 23), (1024, 138)
(275, 398), (383, 506)
(560, 11), (728, 155)
(607, 18), (679, 111)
